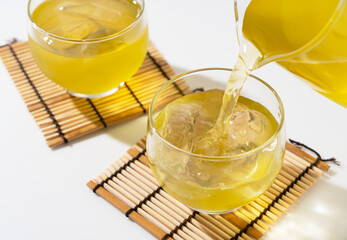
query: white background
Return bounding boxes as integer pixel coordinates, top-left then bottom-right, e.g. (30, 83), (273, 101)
(0, 0), (346, 239)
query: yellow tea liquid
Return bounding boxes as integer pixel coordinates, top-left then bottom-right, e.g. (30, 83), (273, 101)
(29, 0), (148, 96)
(149, 90), (283, 211)
(242, 0), (347, 107)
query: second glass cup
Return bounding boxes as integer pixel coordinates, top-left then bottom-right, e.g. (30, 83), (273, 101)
(147, 68), (286, 214)
(28, 0), (148, 98)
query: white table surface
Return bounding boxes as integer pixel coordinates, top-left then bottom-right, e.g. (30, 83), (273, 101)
(1, 0), (346, 239)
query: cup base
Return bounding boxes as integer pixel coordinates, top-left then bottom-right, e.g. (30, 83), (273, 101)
(67, 85), (121, 99)
(189, 206), (239, 215)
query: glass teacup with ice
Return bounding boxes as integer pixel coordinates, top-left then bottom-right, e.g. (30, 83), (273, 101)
(146, 68), (285, 214)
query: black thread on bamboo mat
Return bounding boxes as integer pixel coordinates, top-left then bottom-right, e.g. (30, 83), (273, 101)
(0, 38), (18, 48)
(92, 149), (146, 193)
(230, 140), (334, 240)
(8, 45), (68, 144)
(86, 98), (107, 128)
(161, 211), (198, 240)
(125, 186), (163, 218)
(124, 82), (146, 113)
(192, 88), (205, 93)
(289, 139), (340, 166)
(146, 51), (185, 96)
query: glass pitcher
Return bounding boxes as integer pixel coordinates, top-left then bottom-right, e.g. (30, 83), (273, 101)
(235, 0), (347, 107)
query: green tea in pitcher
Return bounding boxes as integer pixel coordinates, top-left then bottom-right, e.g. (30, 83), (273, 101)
(241, 0), (347, 107)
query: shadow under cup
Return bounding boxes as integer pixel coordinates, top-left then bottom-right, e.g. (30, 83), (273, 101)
(27, 0), (148, 98)
(147, 68), (286, 214)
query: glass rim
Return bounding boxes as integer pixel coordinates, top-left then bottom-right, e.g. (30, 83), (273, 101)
(148, 67), (285, 161)
(27, 0), (145, 43)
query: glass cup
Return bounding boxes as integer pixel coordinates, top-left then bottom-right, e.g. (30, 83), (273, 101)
(146, 68), (286, 214)
(28, 0), (148, 98)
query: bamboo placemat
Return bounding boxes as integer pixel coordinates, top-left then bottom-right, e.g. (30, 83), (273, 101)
(0, 41), (189, 147)
(87, 139), (331, 240)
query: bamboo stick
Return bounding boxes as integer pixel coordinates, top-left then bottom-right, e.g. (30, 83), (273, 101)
(237, 208), (269, 230)
(212, 215), (252, 240)
(285, 151), (324, 174)
(194, 214), (228, 240)
(222, 213), (263, 239)
(283, 161), (316, 185)
(199, 213), (237, 238)
(243, 204), (276, 225)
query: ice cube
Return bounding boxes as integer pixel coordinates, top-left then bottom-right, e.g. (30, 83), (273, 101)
(157, 103), (199, 152)
(182, 153), (258, 188)
(183, 158), (212, 186)
(78, 35), (125, 56)
(247, 110), (274, 145)
(49, 20), (100, 40)
(59, 0), (139, 32)
(60, 0), (121, 26)
(155, 90), (223, 151)
(228, 108), (273, 148)
(191, 102), (273, 156)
